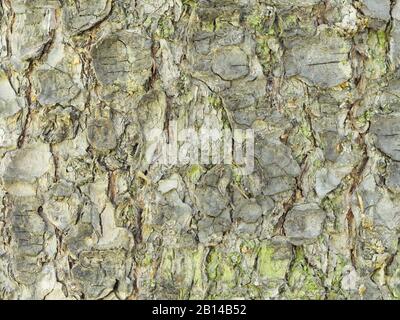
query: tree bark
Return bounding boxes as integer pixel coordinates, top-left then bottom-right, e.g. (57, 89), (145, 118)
(0, 0), (399, 300)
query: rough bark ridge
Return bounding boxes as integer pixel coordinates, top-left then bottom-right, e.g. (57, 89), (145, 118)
(1, 0), (400, 300)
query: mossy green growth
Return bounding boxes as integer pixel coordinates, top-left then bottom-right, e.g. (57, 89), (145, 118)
(201, 19), (216, 32)
(277, 14), (298, 35)
(255, 36), (273, 73)
(321, 192), (342, 214)
(325, 255), (349, 299)
(188, 247), (207, 299)
(381, 103), (394, 114)
(377, 29), (387, 45)
(182, 0), (197, 8)
(246, 7), (274, 34)
(356, 109), (374, 126)
(207, 94), (231, 128)
(330, 256), (347, 289)
(221, 264), (237, 288)
(247, 12), (264, 32)
(159, 248), (175, 283)
(208, 94), (222, 108)
(186, 164), (205, 184)
(232, 166), (243, 184)
(157, 17), (175, 39)
(388, 267), (400, 298)
(286, 247), (325, 299)
(299, 123), (313, 139)
(141, 253), (153, 267)
(229, 252), (242, 265)
(313, 159), (323, 169)
(257, 246), (290, 280)
(206, 249), (220, 281)
(206, 249), (237, 287)
(365, 29), (388, 79)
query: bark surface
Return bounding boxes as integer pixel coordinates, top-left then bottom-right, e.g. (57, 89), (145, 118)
(1, 0), (400, 300)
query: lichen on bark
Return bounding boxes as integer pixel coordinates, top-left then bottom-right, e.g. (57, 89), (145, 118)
(1, 0), (400, 300)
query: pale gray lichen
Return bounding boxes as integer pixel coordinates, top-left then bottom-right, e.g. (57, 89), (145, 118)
(1, 0), (400, 300)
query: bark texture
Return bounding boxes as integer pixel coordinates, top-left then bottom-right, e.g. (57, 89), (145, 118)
(1, 0), (400, 300)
